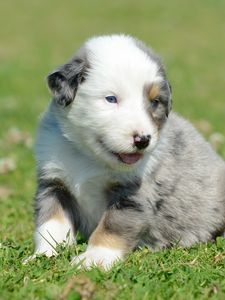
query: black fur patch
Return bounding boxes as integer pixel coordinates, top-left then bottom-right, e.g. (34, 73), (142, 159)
(210, 225), (225, 240)
(35, 178), (81, 230)
(164, 214), (176, 222)
(109, 197), (142, 211)
(155, 198), (164, 211)
(105, 180), (142, 212)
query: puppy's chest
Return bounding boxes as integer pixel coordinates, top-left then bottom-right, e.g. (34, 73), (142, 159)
(72, 178), (108, 225)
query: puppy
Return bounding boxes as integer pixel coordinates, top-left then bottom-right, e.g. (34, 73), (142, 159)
(31, 35), (225, 270)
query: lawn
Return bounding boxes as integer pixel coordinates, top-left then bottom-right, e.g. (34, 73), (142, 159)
(0, 0), (225, 299)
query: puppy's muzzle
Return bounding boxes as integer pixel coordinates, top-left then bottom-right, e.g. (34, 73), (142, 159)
(133, 134), (151, 150)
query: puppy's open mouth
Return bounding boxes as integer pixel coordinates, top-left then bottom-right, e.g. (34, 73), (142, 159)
(98, 139), (143, 165)
(113, 152), (143, 164)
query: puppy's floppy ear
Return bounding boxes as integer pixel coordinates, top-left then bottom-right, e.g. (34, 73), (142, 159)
(47, 52), (88, 107)
(47, 71), (74, 107)
(158, 79), (172, 118)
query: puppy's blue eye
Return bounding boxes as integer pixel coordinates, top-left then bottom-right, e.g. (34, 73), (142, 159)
(105, 95), (117, 103)
(151, 98), (159, 109)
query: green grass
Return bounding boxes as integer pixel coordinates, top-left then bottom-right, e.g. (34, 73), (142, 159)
(0, 0), (225, 299)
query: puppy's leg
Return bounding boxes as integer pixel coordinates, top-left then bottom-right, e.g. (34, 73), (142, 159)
(34, 207), (75, 257)
(25, 179), (77, 262)
(72, 206), (145, 270)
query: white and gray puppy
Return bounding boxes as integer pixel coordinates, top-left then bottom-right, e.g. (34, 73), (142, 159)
(32, 34), (225, 270)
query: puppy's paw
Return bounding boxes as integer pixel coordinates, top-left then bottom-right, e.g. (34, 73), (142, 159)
(22, 254), (37, 265)
(71, 245), (124, 271)
(22, 248), (57, 264)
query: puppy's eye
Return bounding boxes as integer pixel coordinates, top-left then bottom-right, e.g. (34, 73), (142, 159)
(150, 98), (159, 109)
(105, 95), (117, 104)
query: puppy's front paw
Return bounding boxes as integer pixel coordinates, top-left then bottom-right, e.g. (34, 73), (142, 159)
(22, 248), (57, 264)
(71, 245), (124, 270)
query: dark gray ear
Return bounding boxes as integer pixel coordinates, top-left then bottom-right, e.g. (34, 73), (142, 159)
(158, 80), (172, 118)
(47, 54), (88, 107)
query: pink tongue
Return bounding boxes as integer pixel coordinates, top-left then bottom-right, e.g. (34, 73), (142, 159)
(118, 153), (143, 164)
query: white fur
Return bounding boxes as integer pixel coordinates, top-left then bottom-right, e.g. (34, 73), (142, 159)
(71, 245), (124, 270)
(23, 218), (75, 264)
(34, 218), (75, 256)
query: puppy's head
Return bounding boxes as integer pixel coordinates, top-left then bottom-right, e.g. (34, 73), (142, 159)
(47, 35), (172, 169)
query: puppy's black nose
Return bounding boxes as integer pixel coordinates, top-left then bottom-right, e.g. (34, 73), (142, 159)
(133, 134), (151, 150)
